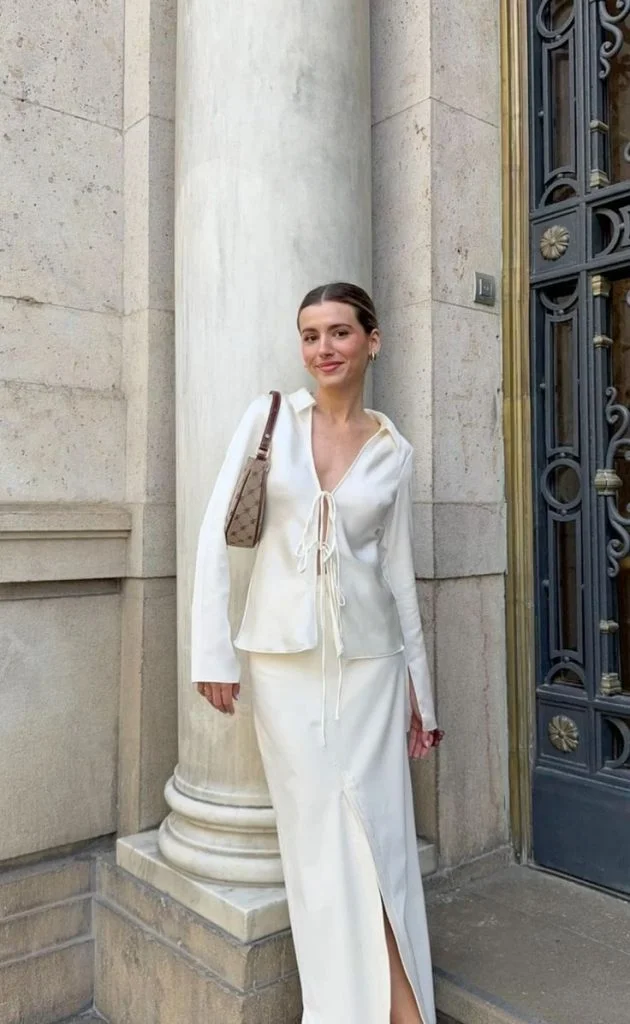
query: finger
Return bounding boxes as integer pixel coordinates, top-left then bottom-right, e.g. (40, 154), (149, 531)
(419, 731), (435, 758)
(198, 683), (213, 705)
(216, 684), (231, 713)
(233, 683), (240, 702)
(221, 683), (235, 715)
(210, 684), (227, 713)
(411, 719), (431, 760)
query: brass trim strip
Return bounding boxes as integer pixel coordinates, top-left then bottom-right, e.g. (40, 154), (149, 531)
(501, 0), (534, 861)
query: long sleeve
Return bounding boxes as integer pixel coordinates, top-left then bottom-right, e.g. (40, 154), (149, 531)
(381, 448), (438, 732)
(191, 394), (269, 684)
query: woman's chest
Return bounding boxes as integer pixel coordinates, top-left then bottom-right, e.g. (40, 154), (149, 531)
(266, 414), (400, 533)
(311, 421), (379, 495)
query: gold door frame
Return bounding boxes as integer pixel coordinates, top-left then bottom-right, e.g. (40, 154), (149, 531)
(500, 0), (534, 860)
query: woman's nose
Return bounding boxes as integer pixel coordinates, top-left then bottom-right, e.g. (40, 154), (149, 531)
(317, 334), (334, 355)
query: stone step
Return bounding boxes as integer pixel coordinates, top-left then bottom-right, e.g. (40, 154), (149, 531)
(60, 862), (628, 1024)
(435, 976), (535, 1024)
(428, 863), (630, 1024)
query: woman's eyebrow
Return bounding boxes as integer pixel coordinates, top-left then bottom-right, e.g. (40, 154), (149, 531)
(304, 322), (352, 331)
(301, 322), (353, 334)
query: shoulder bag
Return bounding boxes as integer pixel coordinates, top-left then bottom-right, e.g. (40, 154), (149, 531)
(224, 391), (281, 548)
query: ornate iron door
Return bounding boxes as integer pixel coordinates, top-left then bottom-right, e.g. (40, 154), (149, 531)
(530, 0), (630, 893)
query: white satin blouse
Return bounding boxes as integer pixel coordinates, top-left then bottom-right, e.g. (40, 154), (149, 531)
(191, 387), (438, 733)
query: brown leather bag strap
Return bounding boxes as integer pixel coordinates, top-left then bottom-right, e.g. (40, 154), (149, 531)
(256, 390), (281, 459)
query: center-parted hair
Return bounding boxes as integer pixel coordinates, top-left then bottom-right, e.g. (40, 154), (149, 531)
(297, 283), (379, 334)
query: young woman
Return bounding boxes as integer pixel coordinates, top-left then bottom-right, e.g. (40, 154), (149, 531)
(192, 282), (442, 1024)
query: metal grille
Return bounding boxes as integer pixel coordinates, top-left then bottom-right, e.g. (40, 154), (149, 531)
(529, 0), (630, 893)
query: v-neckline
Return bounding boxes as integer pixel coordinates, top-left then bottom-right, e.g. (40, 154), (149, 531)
(307, 404), (383, 495)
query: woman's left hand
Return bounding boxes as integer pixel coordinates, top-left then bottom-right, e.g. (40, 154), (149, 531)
(407, 681), (443, 760)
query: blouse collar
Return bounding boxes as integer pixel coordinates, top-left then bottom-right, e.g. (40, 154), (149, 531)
(288, 387), (400, 448)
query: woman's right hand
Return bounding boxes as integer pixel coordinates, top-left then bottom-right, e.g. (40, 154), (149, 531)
(196, 682), (240, 714)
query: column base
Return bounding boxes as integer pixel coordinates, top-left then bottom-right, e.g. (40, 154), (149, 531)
(117, 830), (289, 942)
(158, 774), (284, 885)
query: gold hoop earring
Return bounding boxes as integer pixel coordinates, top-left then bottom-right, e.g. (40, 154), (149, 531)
(369, 351), (378, 363)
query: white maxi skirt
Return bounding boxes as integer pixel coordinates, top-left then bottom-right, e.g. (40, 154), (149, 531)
(249, 597), (437, 1024)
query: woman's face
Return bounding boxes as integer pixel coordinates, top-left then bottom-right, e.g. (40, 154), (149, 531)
(299, 301), (380, 391)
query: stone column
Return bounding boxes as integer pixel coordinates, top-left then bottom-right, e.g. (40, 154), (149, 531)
(156, 0), (372, 884)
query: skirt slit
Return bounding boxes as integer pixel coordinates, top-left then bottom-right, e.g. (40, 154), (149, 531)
(342, 786), (429, 1024)
(249, 620), (437, 1024)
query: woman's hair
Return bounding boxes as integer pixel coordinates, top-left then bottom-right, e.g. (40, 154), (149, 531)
(297, 282), (379, 334)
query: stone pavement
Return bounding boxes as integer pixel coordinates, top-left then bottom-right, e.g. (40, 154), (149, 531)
(428, 864), (630, 1024)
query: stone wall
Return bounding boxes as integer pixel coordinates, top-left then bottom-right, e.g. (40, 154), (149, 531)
(0, 854), (94, 1024)
(370, 0), (510, 867)
(1, 1), (126, 504)
(1, 0), (508, 885)
(0, 0), (178, 866)
(0, 1), (511, 1021)
(116, 0), (178, 838)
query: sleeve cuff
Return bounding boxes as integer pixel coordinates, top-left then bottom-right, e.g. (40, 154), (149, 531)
(407, 663), (438, 732)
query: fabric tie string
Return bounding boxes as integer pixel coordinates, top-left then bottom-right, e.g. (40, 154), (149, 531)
(296, 491), (346, 744)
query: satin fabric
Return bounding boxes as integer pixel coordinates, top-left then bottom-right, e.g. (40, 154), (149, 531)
(249, 593), (436, 1024)
(191, 388), (437, 732)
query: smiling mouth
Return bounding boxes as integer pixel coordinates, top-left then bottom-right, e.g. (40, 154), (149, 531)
(318, 362), (343, 371)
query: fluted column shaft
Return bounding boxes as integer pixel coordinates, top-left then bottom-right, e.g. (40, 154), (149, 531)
(159, 0), (372, 883)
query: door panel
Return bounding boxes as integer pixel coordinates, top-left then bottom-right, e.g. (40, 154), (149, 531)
(530, 0), (630, 894)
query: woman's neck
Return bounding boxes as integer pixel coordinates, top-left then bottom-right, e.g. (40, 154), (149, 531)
(313, 384), (366, 425)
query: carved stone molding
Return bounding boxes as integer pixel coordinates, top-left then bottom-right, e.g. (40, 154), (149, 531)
(0, 503), (131, 582)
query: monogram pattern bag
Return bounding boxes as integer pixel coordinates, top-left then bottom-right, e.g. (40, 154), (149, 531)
(224, 391), (282, 548)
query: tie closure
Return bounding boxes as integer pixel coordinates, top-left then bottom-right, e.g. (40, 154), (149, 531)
(296, 491), (346, 744)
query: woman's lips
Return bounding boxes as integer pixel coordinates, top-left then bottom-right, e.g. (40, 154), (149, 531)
(318, 362), (343, 373)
